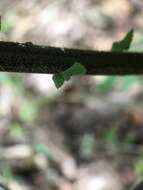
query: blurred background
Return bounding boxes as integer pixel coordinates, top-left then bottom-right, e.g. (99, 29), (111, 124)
(1, 0), (143, 190)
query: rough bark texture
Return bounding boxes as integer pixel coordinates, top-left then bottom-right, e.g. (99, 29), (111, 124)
(0, 41), (143, 75)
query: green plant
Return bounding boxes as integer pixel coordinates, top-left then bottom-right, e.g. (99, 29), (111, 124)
(53, 30), (134, 89)
(111, 29), (134, 52)
(103, 128), (117, 143)
(52, 62), (87, 88)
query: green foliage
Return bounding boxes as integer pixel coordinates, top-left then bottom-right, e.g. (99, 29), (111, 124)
(1, 13), (15, 34)
(10, 123), (25, 138)
(1, 18), (14, 33)
(36, 144), (54, 161)
(19, 99), (38, 123)
(52, 30), (135, 89)
(96, 75), (142, 93)
(135, 158), (143, 177)
(52, 73), (64, 89)
(103, 128), (117, 143)
(118, 76), (139, 90)
(111, 29), (134, 52)
(96, 76), (117, 93)
(0, 166), (14, 184)
(53, 62), (87, 88)
(0, 73), (24, 95)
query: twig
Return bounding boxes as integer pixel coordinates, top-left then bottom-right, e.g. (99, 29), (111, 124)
(0, 41), (143, 75)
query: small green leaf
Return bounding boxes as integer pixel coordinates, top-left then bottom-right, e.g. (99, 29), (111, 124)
(111, 29), (134, 52)
(53, 62), (87, 88)
(63, 62), (86, 80)
(52, 73), (64, 88)
(67, 62), (86, 75)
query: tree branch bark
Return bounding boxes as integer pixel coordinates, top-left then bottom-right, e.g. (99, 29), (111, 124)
(0, 41), (143, 75)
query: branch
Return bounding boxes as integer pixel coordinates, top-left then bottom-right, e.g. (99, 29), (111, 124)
(0, 41), (143, 75)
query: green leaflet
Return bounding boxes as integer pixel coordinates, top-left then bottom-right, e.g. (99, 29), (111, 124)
(53, 73), (64, 89)
(111, 29), (134, 52)
(53, 62), (87, 88)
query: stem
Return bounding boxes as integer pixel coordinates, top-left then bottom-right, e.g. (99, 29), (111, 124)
(0, 41), (143, 75)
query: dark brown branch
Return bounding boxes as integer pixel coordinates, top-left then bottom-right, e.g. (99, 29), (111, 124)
(0, 41), (143, 75)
